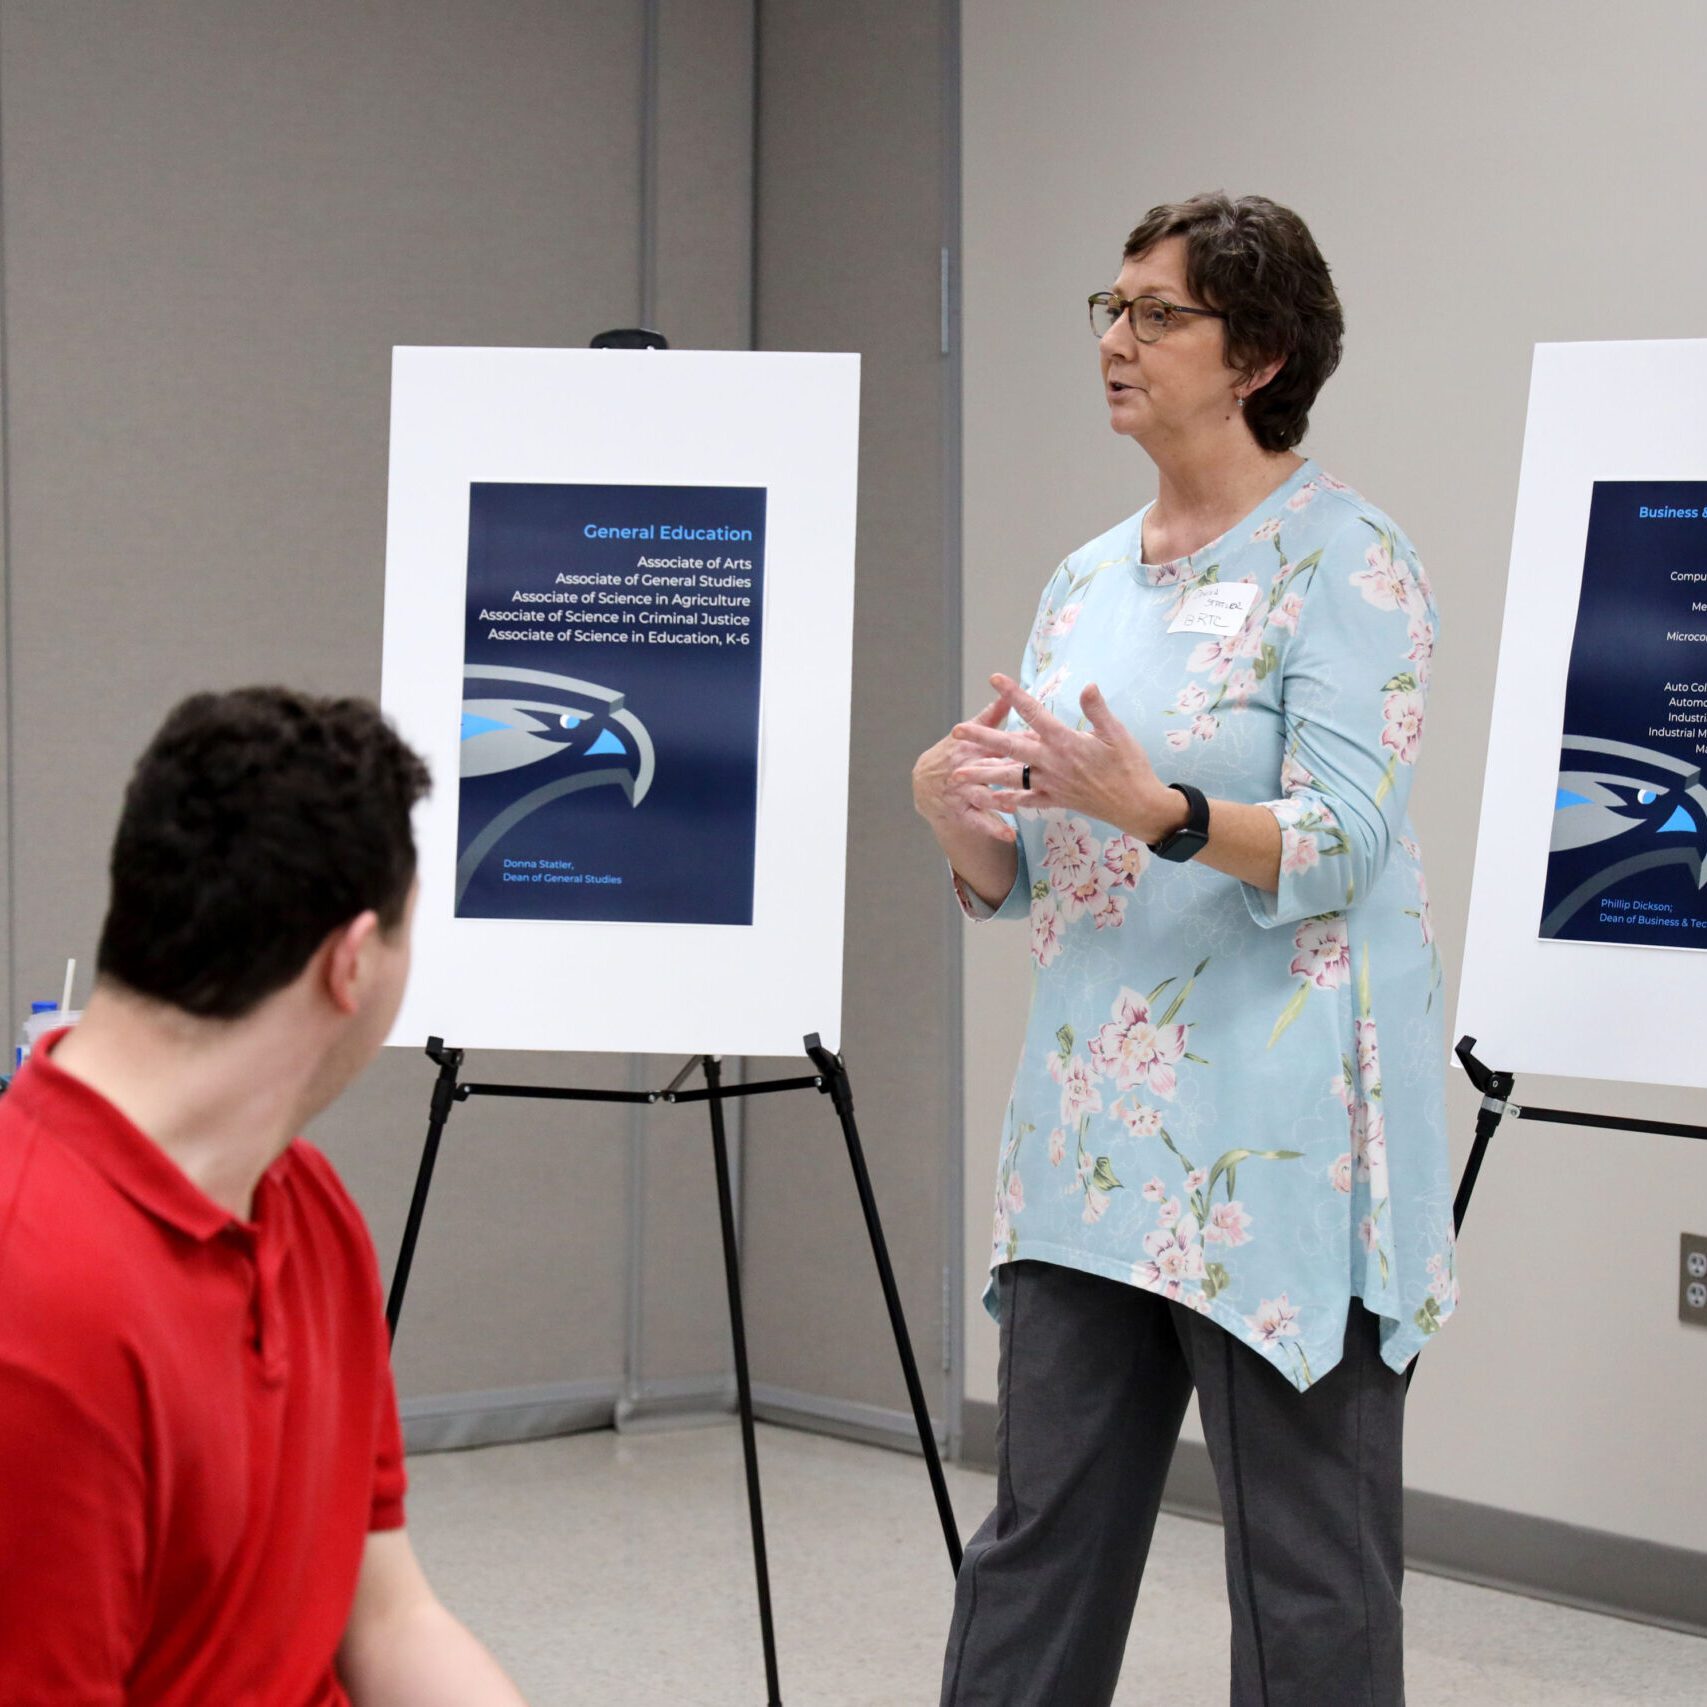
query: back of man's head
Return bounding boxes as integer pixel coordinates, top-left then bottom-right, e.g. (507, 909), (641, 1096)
(96, 688), (431, 1020)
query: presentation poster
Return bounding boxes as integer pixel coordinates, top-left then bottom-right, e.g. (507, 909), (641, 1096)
(1541, 481), (1707, 948)
(1457, 339), (1707, 1090)
(457, 482), (767, 926)
(380, 346), (859, 1057)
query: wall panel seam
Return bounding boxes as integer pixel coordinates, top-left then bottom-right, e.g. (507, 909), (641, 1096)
(0, 1), (15, 1041)
(747, 0), (762, 353)
(639, 0), (660, 329)
(939, 0), (966, 1453)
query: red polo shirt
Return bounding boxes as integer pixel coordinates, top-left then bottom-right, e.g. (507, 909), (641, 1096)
(0, 1036), (406, 1705)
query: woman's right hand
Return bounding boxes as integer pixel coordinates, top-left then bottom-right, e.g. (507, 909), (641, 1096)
(912, 693), (1018, 839)
(913, 694), (1023, 910)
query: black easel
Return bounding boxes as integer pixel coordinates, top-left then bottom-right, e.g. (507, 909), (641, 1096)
(1407, 1033), (1707, 1391)
(385, 1033), (963, 1707)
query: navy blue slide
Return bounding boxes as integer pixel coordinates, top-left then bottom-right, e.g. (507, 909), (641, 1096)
(455, 481), (767, 926)
(1541, 480), (1707, 946)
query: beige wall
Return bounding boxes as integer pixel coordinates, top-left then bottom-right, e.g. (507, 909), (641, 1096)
(962, 0), (1707, 1551)
(0, 0), (963, 1436)
(0, 0), (740, 1407)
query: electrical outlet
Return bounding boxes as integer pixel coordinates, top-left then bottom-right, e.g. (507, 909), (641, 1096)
(1681, 1235), (1707, 1327)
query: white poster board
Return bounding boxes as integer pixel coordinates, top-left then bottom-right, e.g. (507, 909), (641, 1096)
(380, 347), (860, 1056)
(1456, 339), (1707, 1090)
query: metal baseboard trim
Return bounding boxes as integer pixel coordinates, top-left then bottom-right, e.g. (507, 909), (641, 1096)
(1158, 1437), (1221, 1522)
(750, 1382), (947, 1455)
(615, 1374), (738, 1434)
(957, 1403), (1707, 1637)
(958, 1391), (997, 1472)
(400, 1378), (622, 1455)
(1399, 1474), (1707, 1639)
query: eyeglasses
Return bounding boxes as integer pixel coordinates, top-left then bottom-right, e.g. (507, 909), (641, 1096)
(1088, 291), (1227, 343)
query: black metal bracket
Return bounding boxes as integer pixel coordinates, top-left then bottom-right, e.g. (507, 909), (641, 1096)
(1408, 1034), (1707, 1395)
(1455, 1034), (1707, 1145)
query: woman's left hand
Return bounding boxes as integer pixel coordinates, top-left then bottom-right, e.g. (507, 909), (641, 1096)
(952, 673), (1183, 843)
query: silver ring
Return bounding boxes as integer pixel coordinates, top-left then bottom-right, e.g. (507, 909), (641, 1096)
(1021, 763), (1032, 791)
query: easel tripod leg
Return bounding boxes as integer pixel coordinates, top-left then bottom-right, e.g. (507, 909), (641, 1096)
(387, 1040), (463, 1343)
(1450, 1100), (1503, 1238)
(703, 1056), (784, 1707)
(1406, 1038), (1508, 1392)
(807, 1041), (963, 1576)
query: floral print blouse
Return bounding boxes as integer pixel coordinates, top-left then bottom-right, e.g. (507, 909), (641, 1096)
(960, 457), (1458, 1389)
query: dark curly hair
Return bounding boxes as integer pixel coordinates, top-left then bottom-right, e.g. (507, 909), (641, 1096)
(1124, 192), (1343, 454)
(97, 687), (432, 1019)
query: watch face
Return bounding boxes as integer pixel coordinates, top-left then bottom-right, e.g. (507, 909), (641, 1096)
(1156, 828), (1209, 863)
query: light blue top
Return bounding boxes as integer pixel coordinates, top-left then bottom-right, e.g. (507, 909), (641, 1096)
(963, 458), (1457, 1389)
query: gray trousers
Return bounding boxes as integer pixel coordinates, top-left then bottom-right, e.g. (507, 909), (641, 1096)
(940, 1261), (1406, 1707)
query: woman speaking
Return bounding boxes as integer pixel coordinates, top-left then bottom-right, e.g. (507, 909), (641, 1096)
(916, 193), (1456, 1706)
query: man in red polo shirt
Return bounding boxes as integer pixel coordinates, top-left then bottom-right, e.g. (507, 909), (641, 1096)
(0, 688), (529, 1705)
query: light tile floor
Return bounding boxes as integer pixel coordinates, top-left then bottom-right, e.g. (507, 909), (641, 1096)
(407, 1421), (1706, 1706)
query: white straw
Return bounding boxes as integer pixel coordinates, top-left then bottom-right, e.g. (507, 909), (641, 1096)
(60, 958), (75, 1014)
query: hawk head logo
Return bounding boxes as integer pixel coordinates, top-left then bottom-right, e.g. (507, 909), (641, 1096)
(456, 664), (655, 906)
(1540, 735), (1707, 937)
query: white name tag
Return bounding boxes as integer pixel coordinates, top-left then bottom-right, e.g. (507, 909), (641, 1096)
(1166, 581), (1261, 637)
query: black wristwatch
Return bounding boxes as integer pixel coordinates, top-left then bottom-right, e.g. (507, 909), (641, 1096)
(1150, 782), (1210, 862)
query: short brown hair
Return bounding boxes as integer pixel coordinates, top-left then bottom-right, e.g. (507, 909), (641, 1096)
(97, 687), (431, 1019)
(1124, 192), (1343, 454)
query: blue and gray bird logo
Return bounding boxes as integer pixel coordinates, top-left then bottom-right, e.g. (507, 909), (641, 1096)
(1541, 734), (1707, 937)
(456, 663), (655, 906)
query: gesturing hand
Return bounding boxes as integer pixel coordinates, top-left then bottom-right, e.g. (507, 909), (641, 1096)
(952, 673), (1180, 842)
(912, 690), (1023, 845)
